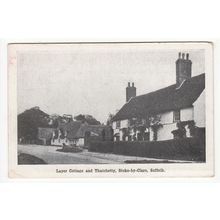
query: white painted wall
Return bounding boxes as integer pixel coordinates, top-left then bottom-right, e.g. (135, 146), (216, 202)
(51, 138), (70, 146)
(121, 119), (129, 128)
(160, 111), (173, 124)
(112, 99), (203, 142)
(112, 112), (177, 141)
(76, 138), (84, 147)
(193, 90), (205, 127)
(119, 130), (123, 141)
(156, 107), (194, 140)
(185, 126), (191, 137)
(112, 121), (116, 129)
(157, 123), (177, 141)
(112, 120), (128, 141)
(148, 111), (175, 141)
(181, 107), (193, 121)
(112, 119), (128, 129)
(113, 128), (119, 135)
(149, 127), (154, 141)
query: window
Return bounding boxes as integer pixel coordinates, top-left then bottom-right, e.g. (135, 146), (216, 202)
(116, 121), (121, 128)
(173, 110), (181, 122)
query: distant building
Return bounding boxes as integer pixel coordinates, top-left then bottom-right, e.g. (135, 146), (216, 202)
(51, 121), (82, 146)
(112, 53), (205, 142)
(51, 121), (113, 147)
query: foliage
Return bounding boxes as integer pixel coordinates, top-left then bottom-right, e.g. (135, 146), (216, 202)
(172, 122), (186, 139)
(50, 114), (73, 127)
(122, 127), (129, 141)
(74, 114), (101, 125)
(172, 121), (196, 139)
(106, 113), (115, 126)
(121, 115), (162, 141)
(148, 115), (163, 141)
(18, 107), (50, 143)
(18, 107), (101, 143)
(187, 121), (196, 136)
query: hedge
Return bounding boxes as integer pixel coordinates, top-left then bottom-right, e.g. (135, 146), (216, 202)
(89, 137), (205, 161)
(89, 141), (114, 153)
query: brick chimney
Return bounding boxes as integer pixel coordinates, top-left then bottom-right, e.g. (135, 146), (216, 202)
(126, 82), (136, 102)
(176, 52), (192, 86)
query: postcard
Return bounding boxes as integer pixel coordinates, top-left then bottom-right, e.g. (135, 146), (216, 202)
(8, 42), (214, 178)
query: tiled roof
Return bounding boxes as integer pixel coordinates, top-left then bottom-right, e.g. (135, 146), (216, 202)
(113, 74), (205, 121)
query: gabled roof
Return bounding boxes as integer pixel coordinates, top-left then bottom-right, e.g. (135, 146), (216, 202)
(113, 74), (205, 121)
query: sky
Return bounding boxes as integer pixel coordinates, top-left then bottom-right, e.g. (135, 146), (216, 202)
(17, 44), (205, 123)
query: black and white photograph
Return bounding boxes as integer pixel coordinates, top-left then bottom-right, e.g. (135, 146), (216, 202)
(1, 2), (220, 220)
(8, 42), (214, 177)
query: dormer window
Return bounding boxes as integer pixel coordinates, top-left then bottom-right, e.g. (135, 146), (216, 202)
(173, 110), (181, 122)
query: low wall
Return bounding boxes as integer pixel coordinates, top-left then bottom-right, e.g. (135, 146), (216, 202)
(89, 137), (205, 161)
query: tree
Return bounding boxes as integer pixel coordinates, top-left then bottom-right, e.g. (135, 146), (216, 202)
(18, 107), (50, 143)
(171, 122), (186, 139)
(74, 114), (101, 125)
(106, 113), (114, 126)
(148, 115), (163, 141)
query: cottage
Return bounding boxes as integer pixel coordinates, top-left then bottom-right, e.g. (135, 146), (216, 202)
(51, 121), (82, 146)
(51, 121), (113, 147)
(112, 53), (205, 142)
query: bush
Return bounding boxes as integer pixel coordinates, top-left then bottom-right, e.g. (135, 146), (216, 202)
(56, 146), (83, 153)
(89, 136), (205, 161)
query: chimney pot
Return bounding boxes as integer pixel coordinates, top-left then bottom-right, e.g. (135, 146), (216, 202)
(176, 52), (192, 87)
(182, 53), (185, 59)
(126, 82), (136, 102)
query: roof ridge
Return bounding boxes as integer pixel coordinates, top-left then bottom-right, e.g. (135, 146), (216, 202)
(131, 73), (205, 100)
(113, 73), (205, 121)
(132, 84), (176, 100)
